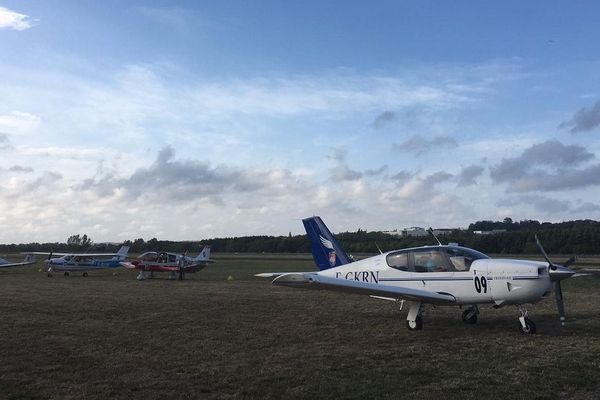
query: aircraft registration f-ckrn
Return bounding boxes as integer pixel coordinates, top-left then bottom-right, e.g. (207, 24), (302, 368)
(32, 246), (130, 277)
(257, 216), (577, 334)
(120, 245), (214, 281)
(0, 254), (36, 268)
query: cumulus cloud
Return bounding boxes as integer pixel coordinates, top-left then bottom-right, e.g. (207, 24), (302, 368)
(393, 134), (458, 155)
(0, 134), (11, 150)
(490, 139), (600, 192)
(0, 111), (41, 135)
(327, 147), (349, 163)
(497, 195), (570, 214)
(326, 147), (387, 182)
(365, 165), (388, 177)
(329, 165), (363, 181)
(390, 170), (412, 184)
(558, 100), (600, 133)
(425, 171), (453, 185)
(383, 171), (453, 202)
(83, 146), (259, 200)
(0, 6), (36, 31)
(457, 165), (485, 186)
(372, 110), (396, 129)
(8, 165), (34, 173)
(571, 202), (600, 213)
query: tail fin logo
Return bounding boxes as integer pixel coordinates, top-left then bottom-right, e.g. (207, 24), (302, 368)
(320, 235), (334, 250)
(328, 251), (337, 267)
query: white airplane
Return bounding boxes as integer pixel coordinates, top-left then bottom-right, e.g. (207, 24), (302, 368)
(257, 216), (577, 334)
(31, 246), (130, 277)
(0, 254), (36, 268)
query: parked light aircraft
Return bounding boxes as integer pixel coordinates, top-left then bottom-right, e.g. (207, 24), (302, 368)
(0, 254), (36, 268)
(32, 246), (130, 277)
(120, 246), (213, 280)
(257, 216), (577, 334)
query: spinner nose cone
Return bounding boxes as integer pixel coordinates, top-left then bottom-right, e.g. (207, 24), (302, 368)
(549, 265), (575, 281)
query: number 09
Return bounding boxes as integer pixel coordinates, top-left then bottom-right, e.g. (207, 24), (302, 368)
(474, 276), (487, 293)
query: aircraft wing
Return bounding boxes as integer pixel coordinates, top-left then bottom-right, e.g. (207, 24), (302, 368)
(0, 255), (36, 268)
(271, 273), (456, 304)
(120, 262), (137, 269)
(255, 272), (308, 278)
(25, 252), (119, 257)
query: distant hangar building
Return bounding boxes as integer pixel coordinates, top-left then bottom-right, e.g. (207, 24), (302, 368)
(381, 227), (461, 237)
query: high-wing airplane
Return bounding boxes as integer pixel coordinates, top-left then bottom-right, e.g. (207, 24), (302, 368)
(120, 245), (213, 280)
(0, 254), (36, 268)
(33, 246), (130, 277)
(256, 216), (577, 334)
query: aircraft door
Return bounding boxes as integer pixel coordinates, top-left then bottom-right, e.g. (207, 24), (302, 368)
(471, 260), (492, 301)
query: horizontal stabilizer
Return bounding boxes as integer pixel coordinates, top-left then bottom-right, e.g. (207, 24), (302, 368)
(273, 273), (456, 304)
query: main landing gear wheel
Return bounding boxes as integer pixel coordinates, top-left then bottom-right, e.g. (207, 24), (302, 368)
(82, 272), (88, 277)
(518, 317), (536, 334)
(406, 315), (423, 331)
(461, 309), (478, 324)
(63, 271), (69, 277)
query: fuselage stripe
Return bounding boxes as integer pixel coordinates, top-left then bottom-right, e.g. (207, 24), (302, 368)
(379, 277), (473, 282)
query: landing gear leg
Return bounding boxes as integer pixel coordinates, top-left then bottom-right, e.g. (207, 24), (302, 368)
(462, 305), (479, 324)
(405, 301), (423, 331)
(64, 271), (69, 277)
(517, 305), (536, 334)
(137, 271), (146, 281)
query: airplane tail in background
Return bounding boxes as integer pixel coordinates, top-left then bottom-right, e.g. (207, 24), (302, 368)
(114, 246), (130, 260)
(194, 245), (212, 262)
(302, 216), (352, 270)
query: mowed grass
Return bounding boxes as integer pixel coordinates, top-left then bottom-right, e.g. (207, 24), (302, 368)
(1, 254), (599, 400)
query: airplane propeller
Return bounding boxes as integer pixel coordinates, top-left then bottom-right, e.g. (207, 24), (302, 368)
(534, 234), (576, 326)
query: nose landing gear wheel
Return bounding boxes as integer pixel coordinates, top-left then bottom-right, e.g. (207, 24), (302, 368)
(406, 315), (423, 331)
(462, 309), (478, 324)
(518, 317), (536, 334)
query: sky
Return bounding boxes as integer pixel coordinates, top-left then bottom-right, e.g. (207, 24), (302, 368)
(1, 1), (600, 243)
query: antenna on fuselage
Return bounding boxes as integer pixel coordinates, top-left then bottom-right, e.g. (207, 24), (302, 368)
(375, 243), (383, 255)
(427, 227), (442, 246)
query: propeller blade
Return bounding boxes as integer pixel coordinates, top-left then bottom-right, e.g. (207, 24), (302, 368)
(534, 234), (556, 270)
(47, 251), (53, 261)
(554, 281), (566, 326)
(564, 255), (577, 268)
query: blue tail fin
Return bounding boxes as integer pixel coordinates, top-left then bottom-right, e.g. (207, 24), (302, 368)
(302, 216), (352, 270)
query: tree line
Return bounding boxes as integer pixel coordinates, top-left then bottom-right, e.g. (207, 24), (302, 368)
(1, 218), (599, 255)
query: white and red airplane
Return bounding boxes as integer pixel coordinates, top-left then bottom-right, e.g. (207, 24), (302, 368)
(257, 216), (577, 334)
(0, 254), (36, 268)
(121, 246), (213, 280)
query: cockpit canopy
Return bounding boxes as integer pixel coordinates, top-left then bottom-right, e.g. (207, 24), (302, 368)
(138, 252), (177, 263)
(386, 246), (489, 272)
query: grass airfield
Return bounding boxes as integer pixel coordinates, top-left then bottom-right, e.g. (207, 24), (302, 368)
(1, 254), (600, 400)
